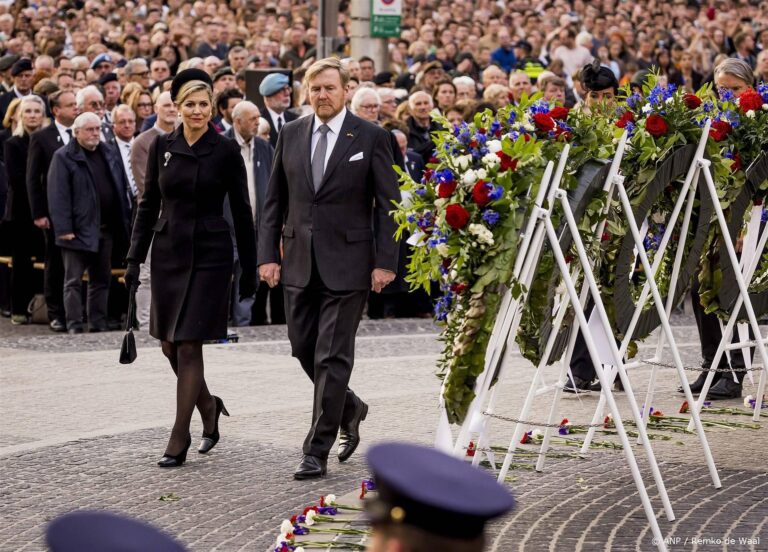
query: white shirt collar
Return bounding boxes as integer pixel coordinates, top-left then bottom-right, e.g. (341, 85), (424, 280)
(266, 106), (283, 124)
(313, 107), (347, 136)
(233, 128), (251, 148)
(54, 120), (71, 138)
(116, 136), (132, 147)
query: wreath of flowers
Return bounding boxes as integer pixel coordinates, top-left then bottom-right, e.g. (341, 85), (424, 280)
(395, 79), (768, 425)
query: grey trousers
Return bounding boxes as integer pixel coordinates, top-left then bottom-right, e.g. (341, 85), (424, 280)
(61, 232), (113, 331)
(136, 243), (152, 328)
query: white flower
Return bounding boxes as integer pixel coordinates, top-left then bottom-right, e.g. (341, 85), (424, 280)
(532, 429), (544, 439)
(763, 104), (768, 111)
(305, 509), (318, 526)
(436, 243), (450, 257)
(486, 139), (502, 153)
(523, 123), (535, 132)
(434, 198), (447, 209)
(455, 154), (471, 170)
(482, 152), (501, 167)
(468, 223), (494, 245)
(476, 168), (488, 180)
(295, 548), (305, 552)
(642, 104), (652, 114)
(280, 520), (294, 534)
(462, 169), (477, 185)
(746, 110), (756, 118)
(744, 395), (754, 408)
(665, 97), (674, 104)
(276, 535), (288, 546)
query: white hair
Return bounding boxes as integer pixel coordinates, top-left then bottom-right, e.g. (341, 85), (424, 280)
(453, 75), (476, 88)
(111, 103), (135, 123)
(75, 85), (103, 109)
(257, 117), (270, 137)
(377, 87), (396, 101)
(350, 87), (380, 115)
(231, 100), (258, 121)
(124, 58), (148, 77)
(407, 90), (433, 109)
(155, 91), (172, 106)
(178, 57), (204, 71)
(73, 111), (102, 130)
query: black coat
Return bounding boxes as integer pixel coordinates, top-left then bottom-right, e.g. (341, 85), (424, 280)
(47, 140), (132, 253)
(3, 133), (32, 223)
(258, 110), (400, 291)
(260, 106), (298, 148)
(26, 124), (65, 221)
(127, 125), (256, 342)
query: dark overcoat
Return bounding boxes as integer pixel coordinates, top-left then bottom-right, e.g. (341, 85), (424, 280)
(47, 140), (132, 253)
(26, 124), (65, 221)
(127, 124), (256, 342)
(257, 110), (400, 291)
(3, 133), (32, 223)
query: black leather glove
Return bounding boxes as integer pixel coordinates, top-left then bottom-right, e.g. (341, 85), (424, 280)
(239, 267), (257, 300)
(124, 262), (141, 290)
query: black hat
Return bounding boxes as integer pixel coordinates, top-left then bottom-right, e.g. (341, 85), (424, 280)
(170, 68), (213, 102)
(455, 52), (475, 64)
(514, 40), (533, 53)
(213, 66), (234, 82)
(365, 443), (515, 540)
(580, 58), (619, 92)
(373, 71), (394, 85)
(46, 511), (187, 552)
(97, 72), (118, 86)
(394, 72), (416, 90)
(11, 58), (33, 77)
(0, 54), (20, 72)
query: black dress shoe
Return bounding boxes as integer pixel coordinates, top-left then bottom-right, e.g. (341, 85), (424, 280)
(678, 370), (721, 395)
(589, 376), (624, 393)
(198, 396), (230, 454)
(706, 377), (743, 400)
(67, 325), (85, 335)
(49, 319), (66, 332)
(338, 400), (368, 462)
(158, 435), (192, 467)
(294, 455), (327, 480)
(563, 376), (592, 394)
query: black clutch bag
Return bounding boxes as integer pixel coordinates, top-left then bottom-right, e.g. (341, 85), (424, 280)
(119, 287), (138, 364)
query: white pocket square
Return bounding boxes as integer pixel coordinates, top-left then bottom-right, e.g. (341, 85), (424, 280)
(349, 152), (364, 162)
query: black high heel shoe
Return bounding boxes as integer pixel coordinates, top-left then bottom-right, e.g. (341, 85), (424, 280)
(158, 434), (191, 468)
(198, 396), (230, 454)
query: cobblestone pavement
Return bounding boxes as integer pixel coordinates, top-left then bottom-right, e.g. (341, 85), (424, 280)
(1, 315), (766, 551)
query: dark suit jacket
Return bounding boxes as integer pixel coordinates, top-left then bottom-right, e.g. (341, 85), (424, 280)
(0, 89), (20, 122)
(26, 124), (65, 221)
(47, 140), (132, 252)
(258, 110), (400, 291)
(260, 106), (298, 148)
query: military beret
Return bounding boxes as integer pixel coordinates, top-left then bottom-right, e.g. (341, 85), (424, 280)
(259, 72), (289, 97)
(170, 68), (213, 102)
(373, 71), (394, 86)
(213, 66), (234, 82)
(0, 54), (20, 72)
(90, 53), (113, 69)
(97, 72), (118, 86)
(11, 58), (33, 77)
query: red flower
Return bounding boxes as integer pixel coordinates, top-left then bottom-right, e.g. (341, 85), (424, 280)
(496, 151), (518, 172)
(422, 169), (433, 181)
(445, 203), (470, 229)
(477, 127), (487, 134)
(522, 133), (531, 142)
(520, 432), (531, 444)
(428, 156), (439, 165)
(682, 94), (702, 109)
(754, 198), (764, 206)
(437, 181), (458, 198)
(533, 113), (556, 133)
(548, 106), (569, 120)
(679, 401), (689, 414)
(730, 152), (743, 173)
(469, 139), (478, 148)
(554, 127), (572, 141)
(650, 410), (664, 418)
(472, 180), (492, 206)
(450, 282), (467, 294)
(738, 88), (763, 113)
(360, 481), (367, 499)
(319, 496), (326, 507)
(709, 120), (732, 142)
(302, 506), (318, 516)
(615, 110), (634, 128)
(290, 515), (298, 525)
(645, 114), (669, 137)
(466, 441), (476, 457)
(601, 232), (611, 242)
(565, 254), (574, 264)
(560, 418), (569, 426)
(603, 415), (613, 428)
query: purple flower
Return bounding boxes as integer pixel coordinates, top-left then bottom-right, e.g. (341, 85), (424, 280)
(293, 525), (309, 535)
(488, 185), (504, 201)
(558, 426), (569, 435)
(482, 209), (500, 226)
(761, 207), (767, 223)
(363, 478), (376, 491)
(318, 507), (338, 515)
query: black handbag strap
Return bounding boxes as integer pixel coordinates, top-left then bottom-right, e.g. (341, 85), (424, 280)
(125, 288), (136, 332)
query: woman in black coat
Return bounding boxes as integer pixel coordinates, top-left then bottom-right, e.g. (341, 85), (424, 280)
(3, 95), (46, 324)
(125, 70), (257, 467)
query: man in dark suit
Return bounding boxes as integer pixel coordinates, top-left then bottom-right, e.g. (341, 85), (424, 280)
(47, 112), (132, 334)
(26, 90), (78, 332)
(258, 73), (297, 147)
(0, 58), (33, 121)
(258, 58), (400, 480)
(222, 100), (274, 326)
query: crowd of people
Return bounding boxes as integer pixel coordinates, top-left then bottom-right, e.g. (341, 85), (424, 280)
(0, 0), (767, 333)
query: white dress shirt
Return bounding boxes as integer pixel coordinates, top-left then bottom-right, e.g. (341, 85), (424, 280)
(311, 107), (347, 173)
(115, 137), (138, 197)
(54, 120), (72, 145)
(266, 106), (285, 133)
(234, 129), (257, 218)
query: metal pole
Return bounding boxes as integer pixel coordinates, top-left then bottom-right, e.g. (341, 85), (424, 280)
(317, 0), (339, 60)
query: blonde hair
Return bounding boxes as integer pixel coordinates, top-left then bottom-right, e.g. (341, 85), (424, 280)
(304, 57), (350, 88)
(175, 80), (213, 106)
(3, 97), (22, 129)
(13, 94), (49, 136)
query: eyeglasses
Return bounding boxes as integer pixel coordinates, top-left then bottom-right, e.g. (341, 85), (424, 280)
(137, 102), (153, 108)
(134, 71), (150, 77)
(359, 104), (380, 110)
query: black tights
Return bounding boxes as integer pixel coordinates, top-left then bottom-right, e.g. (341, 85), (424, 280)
(160, 340), (216, 454)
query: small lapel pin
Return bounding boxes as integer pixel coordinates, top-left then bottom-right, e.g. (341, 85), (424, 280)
(56, 135), (61, 142)
(346, 132), (354, 137)
(164, 152), (172, 167)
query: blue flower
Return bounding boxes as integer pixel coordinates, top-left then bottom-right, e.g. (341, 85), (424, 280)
(406, 214), (416, 223)
(363, 478), (376, 491)
(558, 426), (569, 435)
(758, 83), (768, 102)
(415, 187), (427, 196)
(488, 185), (504, 201)
(702, 101), (714, 113)
(435, 168), (454, 183)
(318, 507), (338, 515)
(626, 93), (642, 109)
(529, 100), (550, 115)
(507, 111), (517, 124)
(293, 525), (310, 535)
(490, 120), (501, 135)
(434, 292), (454, 321)
(482, 209), (500, 226)
(719, 88), (735, 103)
(762, 207), (767, 223)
